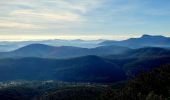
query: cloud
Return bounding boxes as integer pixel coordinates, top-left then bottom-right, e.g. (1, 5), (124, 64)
(40, 0), (105, 13)
(10, 10), (82, 22)
(0, 34), (141, 41)
(0, 0), (104, 31)
(0, 20), (41, 29)
(0, 0), (170, 40)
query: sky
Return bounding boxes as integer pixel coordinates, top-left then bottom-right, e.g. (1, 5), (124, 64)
(0, 0), (170, 41)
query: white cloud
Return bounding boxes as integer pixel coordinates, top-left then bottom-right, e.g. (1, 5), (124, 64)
(0, 34), (140, 41)
(10, 10), (82, 22)
(0, 20), (41, 29)
(0, 0), (104, 32)
(41, 0), (104, 13)
(0, 0), (169, 40)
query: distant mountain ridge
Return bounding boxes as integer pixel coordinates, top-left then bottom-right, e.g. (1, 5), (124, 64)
(0, 55), (126, 83)
(125, 47), (170, 57)
(1, 43), (170, 59)
(0, 39), (104, 52)
(0, 52), (170, 82)
(107, 47), (170, 59)
(100, 34), (170, 48)
(0, 45), (170, 82)
(0, 44), (130, 59)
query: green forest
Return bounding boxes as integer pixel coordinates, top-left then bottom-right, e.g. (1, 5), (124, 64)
(0, 64), (169, 100)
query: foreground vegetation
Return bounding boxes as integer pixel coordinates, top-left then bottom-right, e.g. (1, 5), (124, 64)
(0, 64), (169, 100)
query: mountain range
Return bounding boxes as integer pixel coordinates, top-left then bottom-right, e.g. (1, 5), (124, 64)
(107, 47), (170, 59)
(0, 52), (170, 82)
(0, 39), (104, 52)
(100, 34), (170, 48)
(0, 56), (126, 83)
(0, 34), (170, 83)
(0, 44), (130, 59)
(1, 34), (170, 52)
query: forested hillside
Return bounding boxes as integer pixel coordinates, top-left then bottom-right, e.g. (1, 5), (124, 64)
(0, 64), (169, 100)
(37, 64), (170, 100)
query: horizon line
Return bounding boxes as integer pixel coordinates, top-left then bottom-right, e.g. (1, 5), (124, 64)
(0, 34), (169, 42)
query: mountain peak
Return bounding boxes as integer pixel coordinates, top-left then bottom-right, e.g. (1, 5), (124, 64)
(141, 34), (164, 38)
(142, 34), (152, 37)
(26, 43), (49, 47)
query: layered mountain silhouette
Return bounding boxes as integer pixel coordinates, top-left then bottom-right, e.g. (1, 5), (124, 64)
(0, 34), (170, 83)
(110, 47), (170, 59)
(0, 53), (170, 82)
(0, 44), (130, 59)
(100, 34), (170, 48)
(0, 55), (126, 83)
(1, 35), (170, 100)
(0, 39), (104, 52)
(125, 47), (170, 58)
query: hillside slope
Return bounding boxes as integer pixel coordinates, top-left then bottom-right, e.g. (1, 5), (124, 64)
(100, 35), (170, 48)
(0, 56), (126, 83)
(0, 44), (130, 59)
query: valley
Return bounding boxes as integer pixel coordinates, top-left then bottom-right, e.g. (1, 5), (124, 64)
(0, 35), (170, 100)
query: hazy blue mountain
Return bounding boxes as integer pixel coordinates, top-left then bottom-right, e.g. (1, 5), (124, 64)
(0, 44), (130, 59)
(106, 47), (170, 76)
(107, 47), (170, 59)
(122, 47), (170, 58)
(107, 56), (170, 77)
(0, 39), (105, 52)
(0, 56), (126, 83)
(0, 52), (170, 83)
(1, 34), (170, 52)
(0, 44), (21, 52)
(100, 34), (170, 48)
(123, 57), (170, 76)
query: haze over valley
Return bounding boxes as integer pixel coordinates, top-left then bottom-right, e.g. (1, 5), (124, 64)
(0, 0), (170, 100)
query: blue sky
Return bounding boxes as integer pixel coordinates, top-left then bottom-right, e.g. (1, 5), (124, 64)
(0, 0), (170, 40)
